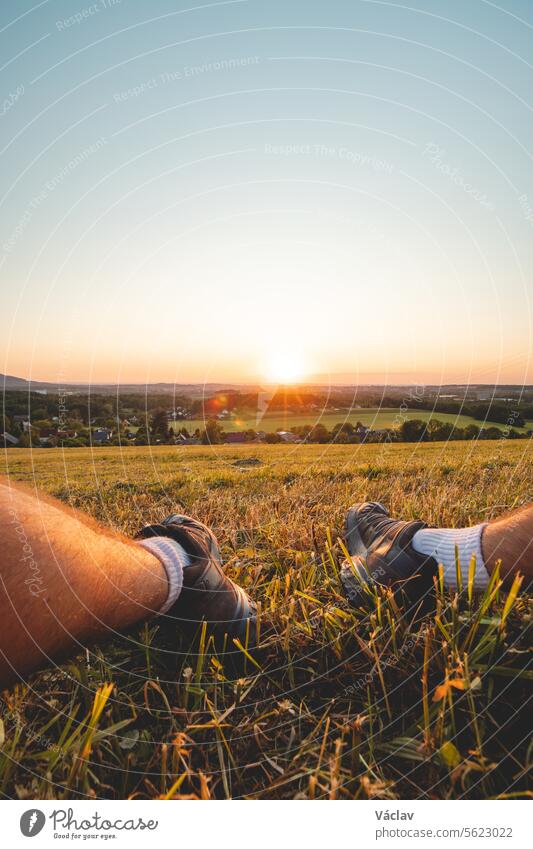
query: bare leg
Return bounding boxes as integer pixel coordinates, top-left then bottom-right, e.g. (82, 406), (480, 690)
(0, 479), (168, 687)
(481, 502), (533, 583)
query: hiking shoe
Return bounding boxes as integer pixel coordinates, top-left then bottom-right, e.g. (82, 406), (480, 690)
(137, 514), (256, 640)
(340, 502), (437, 607)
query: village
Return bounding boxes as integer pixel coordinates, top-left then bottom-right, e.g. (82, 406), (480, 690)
(2, 384), (531, 449)
(1, 405), (395, 448)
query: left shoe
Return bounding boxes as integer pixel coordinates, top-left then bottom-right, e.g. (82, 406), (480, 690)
(137, 514), (256, 640)
(340, 502), (438, 607)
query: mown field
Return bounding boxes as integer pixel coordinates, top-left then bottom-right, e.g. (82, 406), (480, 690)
(182, 407), (533, 433)
(1, 440), (531, 800)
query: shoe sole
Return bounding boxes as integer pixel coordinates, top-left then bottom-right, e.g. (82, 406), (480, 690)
(340, 556), (374, 607)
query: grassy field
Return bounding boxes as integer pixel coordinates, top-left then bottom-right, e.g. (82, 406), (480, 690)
(1, 440), (531, 800)
(182, 407), (533, 433)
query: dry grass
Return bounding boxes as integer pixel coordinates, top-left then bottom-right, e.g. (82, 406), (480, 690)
(1, 440), (531, 799)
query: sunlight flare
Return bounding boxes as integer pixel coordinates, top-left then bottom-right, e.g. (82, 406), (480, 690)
(263, 350), (307, 384)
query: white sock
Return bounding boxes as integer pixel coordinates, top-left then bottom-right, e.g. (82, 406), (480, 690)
(137, 537), (190, 614)
(412, 523), (490, 591)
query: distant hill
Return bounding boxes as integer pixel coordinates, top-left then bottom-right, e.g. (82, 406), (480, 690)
(1, 374), (30, 390)
(0, 374), (263, 396)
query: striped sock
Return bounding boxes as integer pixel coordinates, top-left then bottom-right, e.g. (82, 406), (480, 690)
(412, 523), (490, 591)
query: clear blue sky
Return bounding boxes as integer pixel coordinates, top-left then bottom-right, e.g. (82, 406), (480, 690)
(1, 0), (532, 385)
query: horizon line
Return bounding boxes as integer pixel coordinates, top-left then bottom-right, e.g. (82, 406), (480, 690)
(2, 373), (532, 390)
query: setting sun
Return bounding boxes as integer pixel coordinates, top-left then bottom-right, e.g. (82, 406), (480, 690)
(263, 350), (307, 384)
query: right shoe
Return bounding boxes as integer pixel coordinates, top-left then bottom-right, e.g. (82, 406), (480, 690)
(340, 502), (438, 607)
(136, 514), (256, 641)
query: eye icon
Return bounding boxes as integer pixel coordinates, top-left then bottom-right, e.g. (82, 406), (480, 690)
(20, 809), (46, 837)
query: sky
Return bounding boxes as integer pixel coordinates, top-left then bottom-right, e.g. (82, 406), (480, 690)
(1, 0), (532, 387)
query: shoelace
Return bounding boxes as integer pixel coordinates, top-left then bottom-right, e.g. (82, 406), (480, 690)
(362, 511), (404, 543)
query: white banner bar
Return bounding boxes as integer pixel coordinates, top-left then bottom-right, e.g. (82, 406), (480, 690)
(2, 799), (530, 848)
